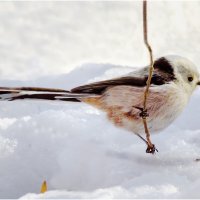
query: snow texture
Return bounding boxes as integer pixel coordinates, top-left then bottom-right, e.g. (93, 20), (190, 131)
(0, 1), (200, 199)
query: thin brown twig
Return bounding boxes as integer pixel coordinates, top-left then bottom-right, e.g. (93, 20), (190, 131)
(142, 0), (156, 153)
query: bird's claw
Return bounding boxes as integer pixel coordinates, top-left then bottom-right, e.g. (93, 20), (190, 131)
(133, 106), (149, 119)
(140, 109), (149, 119)
(146, 144), (158, 154)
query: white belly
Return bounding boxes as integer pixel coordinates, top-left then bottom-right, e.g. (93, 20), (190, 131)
(99, 84), (189, 135)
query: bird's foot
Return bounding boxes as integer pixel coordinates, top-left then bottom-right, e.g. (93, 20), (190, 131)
(136, 134), (159, 154)
(140, 109), (149, 119)
(133, 106), (149, 119)
(146, 144), (158, 154)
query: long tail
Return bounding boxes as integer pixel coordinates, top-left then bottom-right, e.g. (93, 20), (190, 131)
(0, 86), (98, 102)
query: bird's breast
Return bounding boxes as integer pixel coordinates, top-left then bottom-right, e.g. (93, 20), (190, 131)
(95, 85), (189, 134)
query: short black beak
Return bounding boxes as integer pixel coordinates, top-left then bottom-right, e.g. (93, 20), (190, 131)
(197, 81), (200, 85)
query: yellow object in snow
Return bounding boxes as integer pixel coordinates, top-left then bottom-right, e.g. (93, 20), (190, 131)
(40, 180), (47, 193)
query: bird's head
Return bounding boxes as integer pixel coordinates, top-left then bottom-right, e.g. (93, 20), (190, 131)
(154, 55), (200, 95)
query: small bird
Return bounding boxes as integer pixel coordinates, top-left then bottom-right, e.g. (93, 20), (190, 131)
(0, 55), (199, 152)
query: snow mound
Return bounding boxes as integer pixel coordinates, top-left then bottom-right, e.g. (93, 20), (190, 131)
(0, 63), (200, 199)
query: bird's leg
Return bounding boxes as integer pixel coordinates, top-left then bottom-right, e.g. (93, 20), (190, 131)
(143, 119), (158, 154)
(133, 106), (158, 154)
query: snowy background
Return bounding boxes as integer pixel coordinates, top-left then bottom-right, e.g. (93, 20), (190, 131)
(0, 1), (200, 199)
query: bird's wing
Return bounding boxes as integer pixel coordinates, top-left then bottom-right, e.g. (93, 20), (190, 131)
(71, 76), (148, 94)
(71, 59), (176, 95)
(0, 86), (89, 102)
(0, 77), (147, 101)
(70, 69), (171, 95)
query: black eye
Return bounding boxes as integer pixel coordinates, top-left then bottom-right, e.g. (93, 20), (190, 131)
(188, 77), (193, 82)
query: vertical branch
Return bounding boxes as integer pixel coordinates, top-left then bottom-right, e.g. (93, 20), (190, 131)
(142, 0), (156, 153)
(143, 0), (154, 110)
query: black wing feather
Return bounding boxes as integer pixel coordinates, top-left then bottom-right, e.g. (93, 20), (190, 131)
(71, 59), (176, 95)
(71, 76), (148, 94)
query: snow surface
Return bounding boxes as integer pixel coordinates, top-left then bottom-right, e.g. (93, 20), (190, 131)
(1, 64), (200, 199)
(0, 1), (200, 199)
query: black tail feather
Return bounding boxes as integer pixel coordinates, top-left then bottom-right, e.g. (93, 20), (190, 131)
(0, 86), (81, 102)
